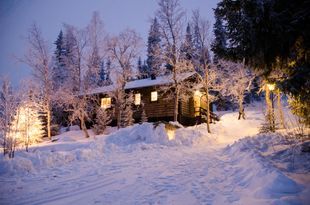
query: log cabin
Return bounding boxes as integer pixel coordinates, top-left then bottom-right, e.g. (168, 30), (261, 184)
(90, 72), (213, 126)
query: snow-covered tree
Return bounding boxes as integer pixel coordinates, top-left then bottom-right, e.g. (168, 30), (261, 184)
(122, 92), (134, 127)
(191, 10), (212, 132)
(137, 57), (149, 79)
(52, 30), (69, 90)
(107, 29), (142, 128)
(140, 101), (148, 123)
(0, 77), (18, 157)
(85, 11), (105, 89)
(63, 24), (87, 92)
(10, 91), (45, 152)
(59, 88), (92, 138)
(147, 17), (163, 78)
(93, 106), (112, 134)
(218, 60), (255, 120)
(211, 7), (227, 62)
(22, 23), (53, 140)
(180, 23), (194, 62)
(55, 23), (95, 138)
(156, 0), (192, 122)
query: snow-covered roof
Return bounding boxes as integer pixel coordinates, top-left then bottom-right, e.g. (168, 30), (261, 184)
(125, 71), (196, 89)
(89, 71), (197, 95)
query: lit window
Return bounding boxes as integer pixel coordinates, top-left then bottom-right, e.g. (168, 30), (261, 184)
(101, 97), (111, 109)
(134, 93), (141, 105)
(151, 91), (158, 102)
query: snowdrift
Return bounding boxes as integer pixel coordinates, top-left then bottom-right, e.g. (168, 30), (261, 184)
(224, 133), (308, 203)
(0, 122), (215, 176)
(104, 122), (217, 150)
(0, 134), (105, 176)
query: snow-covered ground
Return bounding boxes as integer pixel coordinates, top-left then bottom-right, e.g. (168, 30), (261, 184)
(0, 105), (309, 205)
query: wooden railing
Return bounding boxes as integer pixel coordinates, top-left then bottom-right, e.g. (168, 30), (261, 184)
(196, 107), (220, 124)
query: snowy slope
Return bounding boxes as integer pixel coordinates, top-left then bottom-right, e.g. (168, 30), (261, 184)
(0, 106), (309, 205)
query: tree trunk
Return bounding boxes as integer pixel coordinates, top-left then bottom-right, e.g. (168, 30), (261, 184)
(238, 98), (245, 120)
(117, 107), (121, 129)
(276, 89), (285, 128)
(205, 65), (211, 133)
(174, 87), (179, 122)
(81, 118), (90, 138)
(47, 109), (52, 140)
(265, 85), (275, 132)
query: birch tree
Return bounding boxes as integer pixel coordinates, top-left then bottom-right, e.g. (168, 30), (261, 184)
(63, 24), (87, 92)
(191, 10), (212, 132)
(107, 29), (142, 128)
(219, 60), (255, 120)
(22, 23), (53, 139)
(85, 11), (106, 89)
(0, 77), (18, 157)
(156, 0), (189, 122)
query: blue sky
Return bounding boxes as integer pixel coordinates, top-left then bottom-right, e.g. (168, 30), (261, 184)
(0, 0), (219, 86)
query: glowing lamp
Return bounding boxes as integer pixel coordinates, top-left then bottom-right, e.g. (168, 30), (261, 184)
(194, 90), (202, 97)
(267, 83), (275, 91)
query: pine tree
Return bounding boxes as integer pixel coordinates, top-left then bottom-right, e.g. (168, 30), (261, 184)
(93, 107), (112, 134)
(137, 57), (149, 79)
(180, 23), (194, 62)
(52, 30), (69, 90)
(213, 0), (310, 126)
(105, 58), (112, 85)
(63, 25), (80, 92)
(13, 101), (45, 151)
(121, 92), (134, 127)
(140, 101), (148, 123)
(98, 60), (105, 86)
(147, 17), (163, 78)
(211, 8), (227, 62)
(98, 58), (112, 86)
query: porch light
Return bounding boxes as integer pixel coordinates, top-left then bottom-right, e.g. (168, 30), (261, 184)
(194, 90), (202, 97)
(267, 83), (275, 91)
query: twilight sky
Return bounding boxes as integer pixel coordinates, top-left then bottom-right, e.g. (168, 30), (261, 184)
(0, 0), (219, 86)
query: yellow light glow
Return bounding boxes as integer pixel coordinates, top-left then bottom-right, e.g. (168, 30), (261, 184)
(134, 93), (141, 105)
(166, 129), (175, 141)
(194, 90), (202, 97)
(267, 83), (275, 91)
(10, 102), (44, 145)
(101, 97), (111, 109)
(151, 91), (158, 102)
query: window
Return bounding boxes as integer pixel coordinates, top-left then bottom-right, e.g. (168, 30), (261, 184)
(151, 91), (158, 102)
(101, 97), (111, 109)
(134, 93), (141, 105)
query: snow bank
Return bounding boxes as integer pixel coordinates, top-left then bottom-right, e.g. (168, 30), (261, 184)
(104, 122), (217, 151)
(0, 156), (35, 176)
(1, 122), (212, 176)
(0, 136), (105, 176)
(105, 123), (170, 148)
(224, 133), (306, 203)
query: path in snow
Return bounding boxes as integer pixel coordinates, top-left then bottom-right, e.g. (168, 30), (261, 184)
(2, 146), (256, 205)
(0, 108), (306, 204)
